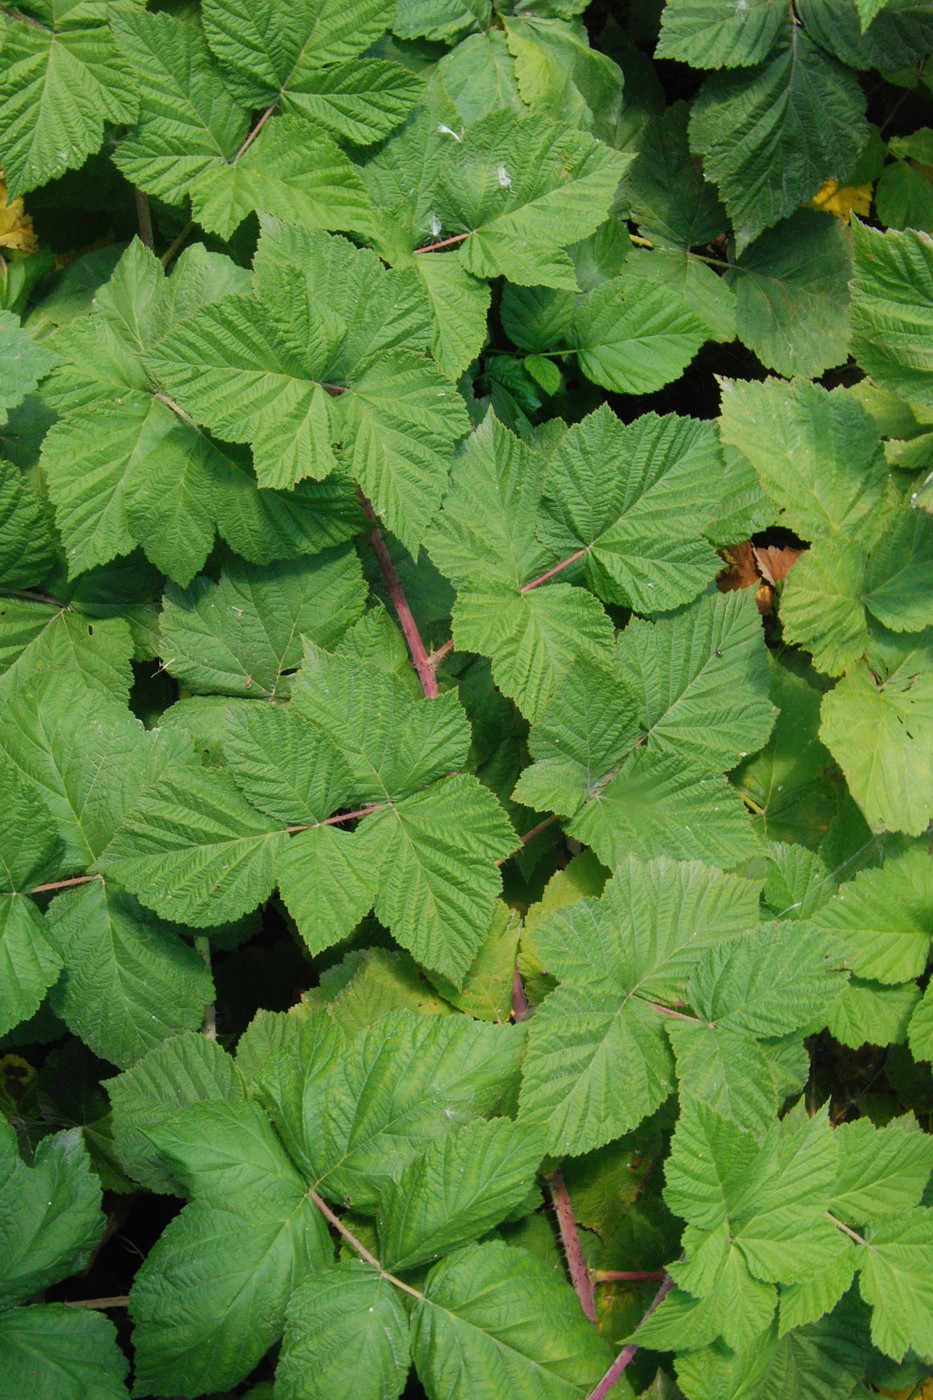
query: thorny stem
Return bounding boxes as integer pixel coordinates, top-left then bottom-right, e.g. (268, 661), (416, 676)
(195, 937), (216, 1041)
(549, 1170), (597, 1322)
(521, 547), (589, 593)
(63, 1296), (130, 1310)
(429, 638), (455, 668)
(586, 1273), (675, 1399)
(413, 231), (470, 255)
(134, 189), (154, 251)
(518, 813), (559, 847)
(1, 588), (65, 607)
(358, 491), (439, 699)
(309, 1191), (425, 1302)
(27, 873), (100, 896)
(2, 6), (48, 30)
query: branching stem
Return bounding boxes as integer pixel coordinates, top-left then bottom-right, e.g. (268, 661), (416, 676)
(309, 1191), (425, 1301)
(549, 1169), (597, 1321)
(27, 873), (101, 896)
(160, 220), (194, 268)
(413, 232), (470, 254)
(827, 1212), (868, 1247)
(590, 1270), (666, 1283)
(521, 547), (589, 593)
(286, 802), (389, 835)
(358, 491), (439, 698)
(234, 102), (279, 162)
(587, 1273), (675, 1399)
(63, 1296), (130, 1309)
(134, 189), (154, 251)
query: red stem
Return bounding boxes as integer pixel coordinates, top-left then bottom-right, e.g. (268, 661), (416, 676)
(413, 232), (470, 255)
(27, 873), (100, 896)
(512, 968), (531, 1023)
(134, 189), (154, 251)
(521, 547), (589, 594)
(549, 1170), (597, 1322)
(591, 1270), (666, 1283)
(358, 492), (439, 699)
(586, 1274), (675, 1400)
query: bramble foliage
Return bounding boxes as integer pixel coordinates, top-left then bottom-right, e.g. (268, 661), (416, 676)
(1, 1), (932, 1397)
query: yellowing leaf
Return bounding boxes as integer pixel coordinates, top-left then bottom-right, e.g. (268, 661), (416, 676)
(0, 166), (38, 253)
(810, 177), (873, 224)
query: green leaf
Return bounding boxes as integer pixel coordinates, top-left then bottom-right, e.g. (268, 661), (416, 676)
(686, 922), (845, 1038)
(290, 642), (473, 799)
(110, 8), (249, 208)
(393, 0), (490, 42)
(378, 1118), (545, 1270)
(46, 881), (214, 1069)
(130, 1101), (332, 1397)
(267, 1009), (523, 1207)
(571, 274), (709, 395)
(857, 1212), (933, 1360)
(412, 253), (491, 380)
(107, 1033), (246, 1195)
(538, 406), (724, 611)
(779, 540), (869, 676)
(689, 32), (867, 249)
(276, 1261), (410, 1400)
(0, 1119), (104, 1307)
(797, 0), (933, 71)
(627, 249), (738, 344)
(149, 225), (467, 548)
(367, 775), (517, 983)
(830, 1118), (933, 1226)
(727, 209), (853, 378)
(430, 900), (522, 1022)
(0, 458), (57, 591)
(657, 0), (786, 66)
(826, 976), (920, 1050)
(850, 222), (933, 414)
(908, 981), (933, 1062)
(718, 378), (888, 541)
(667, 1021), (779, 1138)
(614, 589), (775, 768)
(0, 1), (138, 195)
(435, 112), (628, 289)
(412, 1240), (613, 1398)
(0, 599), (134, 703)
(160, 550), (366, 699)
(201, 0), (417, 143)
(453, 571), (614, 723)
(0, 310), (56, 423)
(820, 663), (933, 835)
(809, 845), (933, 984)
(0, 895), (61, 1041)
(624, 102), (728, 249)
(0, 1305), (129, 1400)
(519, 856), (760, 1153)
(101, 765), (288, 927)
(0, 671), (191, 867)
(502, 15), (625, 137)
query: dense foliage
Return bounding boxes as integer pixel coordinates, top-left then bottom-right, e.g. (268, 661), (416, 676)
(1, 1), (932, 1397)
